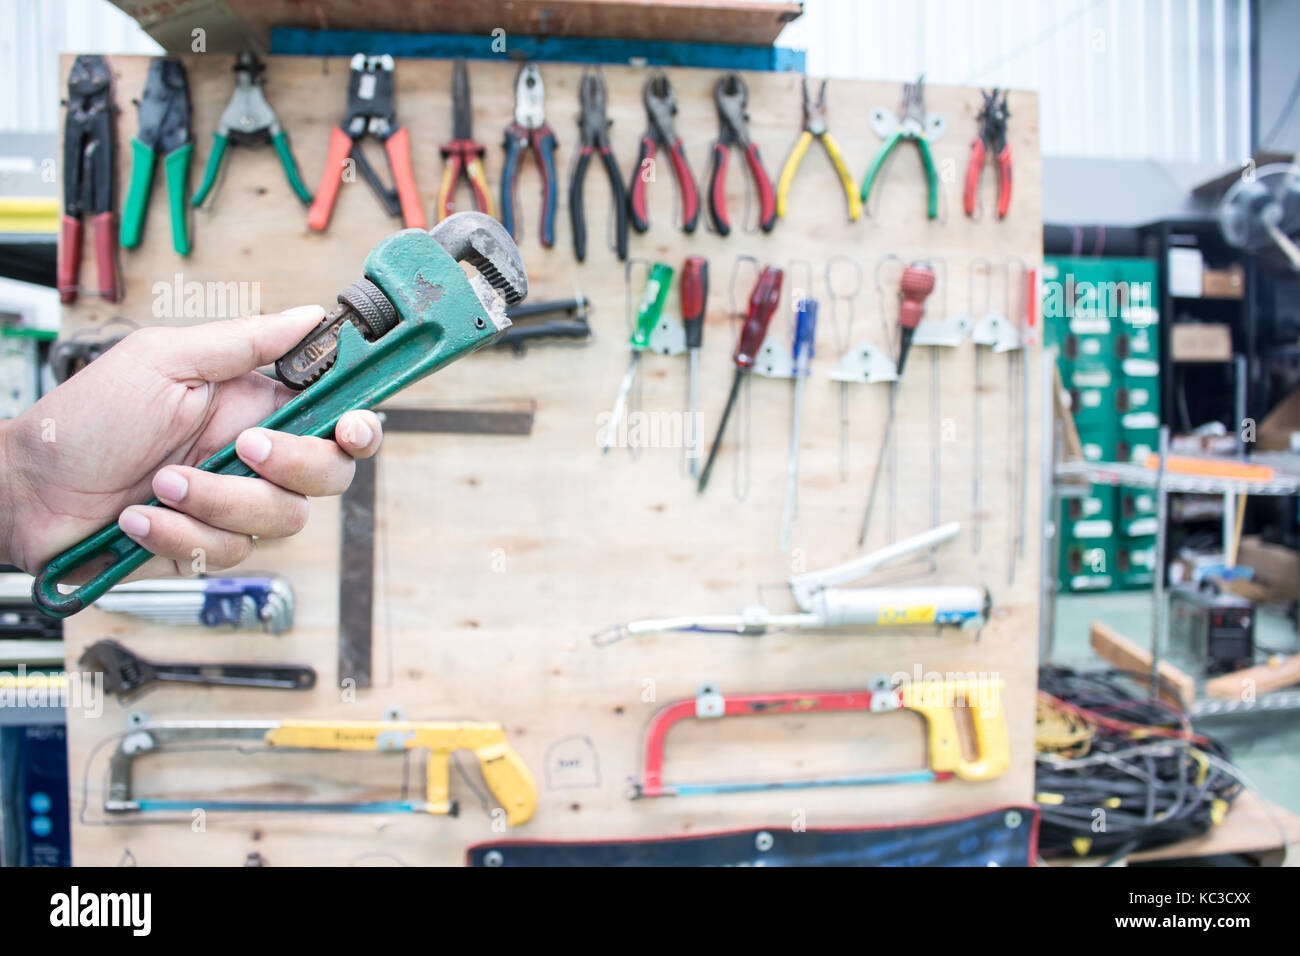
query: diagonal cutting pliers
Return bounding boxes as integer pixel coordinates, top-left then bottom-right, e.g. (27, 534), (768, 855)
(501, 63), (558, 249)
(437, 59), (493, 222)
(569, 68), (628, 262)
(860, 76), (944, 220)
(121, 57), (193, 256)
(963, 88), (1012, 219)
(707, 72), (776, 236)
(191, 52), (311, 209)
(627, 71), (699, 235)
(777, 77), (860, 221)
(308, 54), (425, 232)
(59, 54), (120, 304)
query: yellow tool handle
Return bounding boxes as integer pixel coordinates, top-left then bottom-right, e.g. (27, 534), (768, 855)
(900, 679), (1010, 781)
(819, 131), (863, 221)
(264, 720), (537, 825)
(775, 130), (813, 219)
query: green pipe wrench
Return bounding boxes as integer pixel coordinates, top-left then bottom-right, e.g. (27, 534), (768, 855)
(32, 212), (526, 618)
(120, 57), (194, 256)
(859, 76), (944, 221)
(191, 52), (312, 208)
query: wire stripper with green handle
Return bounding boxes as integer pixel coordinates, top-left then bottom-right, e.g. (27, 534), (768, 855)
(32, 212), (527, 619)
(121, 57), (193, 256)
(859, 76), (945, 220)
(601, 261), (673, 455)
(191, 52), (312, 209)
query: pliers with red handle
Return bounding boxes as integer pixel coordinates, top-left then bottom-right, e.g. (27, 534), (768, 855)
(628, 71), (699, 235)
(436, 59), (492, 222)
(707, 73), (776, 236)
(963, 88), (1012, 220)
(308, 54), (424, 232)
(59, 54), (120, 304)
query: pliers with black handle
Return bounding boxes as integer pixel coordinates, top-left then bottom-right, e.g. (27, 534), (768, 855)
(963, 89), (1012, 220)
(59, 54), (120, 304)
(707, 73), (776, 236)
(308, 54), (424, 232)
(628, 71), (699, 235)
(569, 69), (628, 262)
(777, 77), (860, 221)
(121, 57), (193, 256)
(501, 63), (558, 249)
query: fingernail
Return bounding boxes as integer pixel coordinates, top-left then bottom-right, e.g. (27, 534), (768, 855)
(119, 510), (150, 538)
(341, 416), (373, 448)
(280, 304), (325, 322)
(153, 468), (188, 503)
(237, 429), (273, 464)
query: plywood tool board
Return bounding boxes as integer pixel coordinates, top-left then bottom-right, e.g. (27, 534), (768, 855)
(59, 54), (1043, 866)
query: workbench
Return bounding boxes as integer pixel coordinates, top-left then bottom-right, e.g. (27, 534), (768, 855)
(58, 53), (1044, 865)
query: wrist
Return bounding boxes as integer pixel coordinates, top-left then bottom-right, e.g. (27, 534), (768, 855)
(0, 418), (16, 567)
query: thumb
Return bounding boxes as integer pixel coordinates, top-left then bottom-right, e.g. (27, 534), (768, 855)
(160, 305), (327, 383)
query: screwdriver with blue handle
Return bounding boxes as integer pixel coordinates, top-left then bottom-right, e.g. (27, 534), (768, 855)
(779, 295), (818, 551)
(697, 265), (783, 493)
(602, 262), (673, 454)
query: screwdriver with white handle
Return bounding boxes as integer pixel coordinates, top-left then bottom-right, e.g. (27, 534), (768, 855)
(697, 265), (783, 493)
(779, 294), (818, 551)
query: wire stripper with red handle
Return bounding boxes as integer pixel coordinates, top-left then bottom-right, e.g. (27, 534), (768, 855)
(58, 55), (120, 304)
(964, 89), (1012, 220)
(308, 54), (425, 232)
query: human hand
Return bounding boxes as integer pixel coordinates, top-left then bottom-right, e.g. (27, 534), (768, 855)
(0, 307), (384, 579)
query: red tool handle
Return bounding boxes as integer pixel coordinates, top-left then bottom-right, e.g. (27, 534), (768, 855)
(307, 126), (354, 232)
(437, 152), (464, 221)
(707, 141), (731, 236)
(994, 145), (1013, 219)
(963, 138), (985, 218)
(58, 215), (83, 304)
(628, 135), (656, 233)
(667, 138), (700, 233)
(681, 256), (708, 348)
(384, 127), (426, 229)
(899, 262), (936, 331)
(743, 143), (776, 233)
(91, 212), (120, 302)
(735, 265), (783, 368)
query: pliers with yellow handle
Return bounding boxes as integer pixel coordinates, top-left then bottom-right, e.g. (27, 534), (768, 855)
(777, 78), (860, 221)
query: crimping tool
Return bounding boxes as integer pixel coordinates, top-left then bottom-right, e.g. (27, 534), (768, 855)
(120, 57), (193, 256)
(308, 54), (425, 231)
(58, 54), (120, 304)
(32, 212), (526, 618)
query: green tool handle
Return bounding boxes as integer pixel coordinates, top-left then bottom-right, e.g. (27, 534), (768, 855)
(915, 137), (939, 220)
(273, 129), (313, 204)
(191, 132), (228, 207)
(630, 262), (674, 350)
(164, 142), (193, 256)
(119, 138), (156, 249)
(31, 317), (435, 618)
(859, 131), (901, 207)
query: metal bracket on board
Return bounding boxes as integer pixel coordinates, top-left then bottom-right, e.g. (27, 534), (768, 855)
(626, 675), (1009, 799)
(828, 340), (898, 384)
(971, 310), (1021, 352)
(911, 311), (972, 347)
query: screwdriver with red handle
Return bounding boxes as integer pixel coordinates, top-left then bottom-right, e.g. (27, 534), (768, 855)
(857, 260), (935, 544)
(697, 265), (783, 493)
(681, 256), (709, 476)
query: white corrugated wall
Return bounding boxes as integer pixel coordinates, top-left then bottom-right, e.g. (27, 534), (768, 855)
(0, 0), (1252, 164)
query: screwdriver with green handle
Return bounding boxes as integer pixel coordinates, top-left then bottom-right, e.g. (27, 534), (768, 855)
(697, 265), (783, 493)
(602, 262), (673, 455)
(120, 58), (193, 256)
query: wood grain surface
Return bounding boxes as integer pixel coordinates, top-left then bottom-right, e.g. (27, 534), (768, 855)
(60, 54), (1043, 866)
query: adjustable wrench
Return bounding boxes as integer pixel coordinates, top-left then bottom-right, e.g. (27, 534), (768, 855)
(79, 638), (315, 700)
(33, 212), (527, 617)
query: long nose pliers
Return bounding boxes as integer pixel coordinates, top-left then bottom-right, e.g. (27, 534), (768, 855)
(963, 88), (1012, 219)
(707, 72), (776, 236)
(437, 59), (493, 222)
(308, 54), (425, 232)
(776, 77), (860, 221)
(501, 63), (558, 249)
(121, 57), (193, 256)
(58, 54), (120, 304)
(569, 69), (628, 262)
(627, 71), (699, 235)
(191, 53), (312, 209)
(860, 76), (945, 220)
